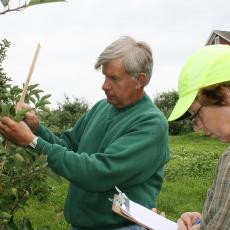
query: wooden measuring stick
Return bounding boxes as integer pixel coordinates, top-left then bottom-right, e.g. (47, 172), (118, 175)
(16, 43), (41, 111)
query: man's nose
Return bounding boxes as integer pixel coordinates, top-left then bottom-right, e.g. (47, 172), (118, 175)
(102, 79), (111, 91)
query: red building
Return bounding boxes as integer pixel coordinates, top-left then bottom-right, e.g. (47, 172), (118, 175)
(206, 30), (230, 45)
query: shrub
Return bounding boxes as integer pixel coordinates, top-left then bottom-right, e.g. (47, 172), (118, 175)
(41, 96), (89, 135)
(154, 90), (193, 135)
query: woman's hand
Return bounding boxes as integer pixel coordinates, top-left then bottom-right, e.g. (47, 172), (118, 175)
(177, 212), (201, 230)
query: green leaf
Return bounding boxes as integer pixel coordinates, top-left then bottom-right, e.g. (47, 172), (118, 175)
(0, 211), (11, 219)
(14, 153), (25, 165)
(35, 100), (51, 108)
(40, 94), (51, 101)
(10, 86), (22, 95)
(0, 102), (10, 116)
(9, 105), (16, 117)
(13, 108), (31, 122)
(11, 187), (18, 197)
(29, 0), (65, 6)
(34, 92), (40, 100)
(38, 106), (50, 113)
(28, 96), (36, 105)
(28, 84), (39, 91)
(1, 0), (9, 7)
(22, 217), (33, 230)
(29, 89), (44, 95)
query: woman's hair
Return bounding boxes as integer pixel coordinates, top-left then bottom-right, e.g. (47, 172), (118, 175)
(95, 36), (153, 85)
(198, 81), (230, 106)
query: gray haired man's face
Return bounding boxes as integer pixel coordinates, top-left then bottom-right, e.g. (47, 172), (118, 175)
(101, 58), (145, 108)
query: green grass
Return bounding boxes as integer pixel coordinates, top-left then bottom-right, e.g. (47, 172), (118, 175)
(157, 177), (210, 221)
(16, 132), (229, 228)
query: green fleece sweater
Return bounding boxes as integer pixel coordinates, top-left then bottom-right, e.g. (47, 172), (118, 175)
(34, 94), (169, 230)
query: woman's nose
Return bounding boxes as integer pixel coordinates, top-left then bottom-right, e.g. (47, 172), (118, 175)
(193, 119), (203, 132)
(203, 128), (212, 136)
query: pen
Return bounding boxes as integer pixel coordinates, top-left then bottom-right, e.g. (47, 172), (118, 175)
(193, 219), (201, 225)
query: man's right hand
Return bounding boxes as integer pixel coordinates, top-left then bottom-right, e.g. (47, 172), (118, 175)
(20, 103), (39, 133)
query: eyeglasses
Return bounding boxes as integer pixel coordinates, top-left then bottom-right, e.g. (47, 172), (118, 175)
(188, 105), (204, 122)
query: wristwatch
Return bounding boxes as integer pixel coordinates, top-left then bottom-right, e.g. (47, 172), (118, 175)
(28, 136), (38, 149)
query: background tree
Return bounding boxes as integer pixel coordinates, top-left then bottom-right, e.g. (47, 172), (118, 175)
(154, 90), (193, 135)
(41, 96), (89, 136)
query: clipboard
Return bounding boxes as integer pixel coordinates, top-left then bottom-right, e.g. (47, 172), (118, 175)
(111, 187), (177, 230)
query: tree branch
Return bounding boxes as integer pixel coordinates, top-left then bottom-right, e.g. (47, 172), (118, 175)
(0, 4), (27, 15)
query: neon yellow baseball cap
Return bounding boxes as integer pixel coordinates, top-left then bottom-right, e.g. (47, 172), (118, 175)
(168, 45), (230, 121)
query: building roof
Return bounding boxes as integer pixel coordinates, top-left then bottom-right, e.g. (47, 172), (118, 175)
(206, 30), (230, 45)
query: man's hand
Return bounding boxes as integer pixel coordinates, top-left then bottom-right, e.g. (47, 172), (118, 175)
(19, 103), (39, 132)
(152, 208), (166, 217)
(177, 212), (201, 230)
(0, 116), (36, 146)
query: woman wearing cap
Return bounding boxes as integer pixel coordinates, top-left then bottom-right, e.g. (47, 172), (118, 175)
(168, 44), (230, 230)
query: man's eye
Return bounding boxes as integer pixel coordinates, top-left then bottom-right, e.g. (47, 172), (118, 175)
(111, 76), (118, 81)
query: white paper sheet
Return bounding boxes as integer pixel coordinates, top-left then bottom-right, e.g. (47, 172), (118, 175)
(121, 200), (177, 230)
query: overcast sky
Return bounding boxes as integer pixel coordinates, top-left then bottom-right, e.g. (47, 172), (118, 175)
(0, 0), (229, 108)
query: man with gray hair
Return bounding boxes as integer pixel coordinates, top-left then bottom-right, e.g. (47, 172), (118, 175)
(0, 36), (169, 230)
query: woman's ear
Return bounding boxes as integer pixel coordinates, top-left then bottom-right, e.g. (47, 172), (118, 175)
(135, 73), (147, 89)
(221, 86), (230, 104)
(222, 86), (230, 96)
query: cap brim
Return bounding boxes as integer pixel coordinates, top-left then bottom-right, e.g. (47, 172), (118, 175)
(174, 111), (191, 121)
(168, 91), (197, 121)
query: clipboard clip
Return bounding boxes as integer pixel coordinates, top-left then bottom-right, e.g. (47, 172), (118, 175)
(109, 186), (130, 213)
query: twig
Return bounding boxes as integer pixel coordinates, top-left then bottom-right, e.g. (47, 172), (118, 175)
(0, 4), (27, 15)
(16, 43), (41, 111)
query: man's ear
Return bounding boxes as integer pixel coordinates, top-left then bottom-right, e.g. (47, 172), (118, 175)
(135, 73), (147, 89)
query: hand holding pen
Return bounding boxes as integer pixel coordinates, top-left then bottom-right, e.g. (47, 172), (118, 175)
(177, 212), (201, 230)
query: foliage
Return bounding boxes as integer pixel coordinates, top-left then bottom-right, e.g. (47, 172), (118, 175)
(41, 96), (89, 135)
(0, 39), (60, 230)
(154, 90), (193, 135)
(0, 39), (11, 103)
(154, 90), (178, 118)
(0, 0), (65, 15)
